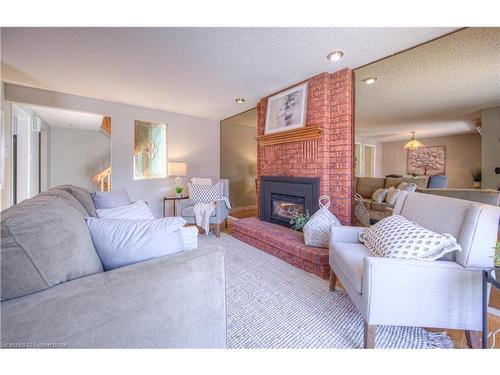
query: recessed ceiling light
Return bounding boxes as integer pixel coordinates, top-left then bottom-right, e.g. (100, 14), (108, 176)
(362, 76), (378, 85)
(235, 98), (245, 104)
(327, 51), (344, 61)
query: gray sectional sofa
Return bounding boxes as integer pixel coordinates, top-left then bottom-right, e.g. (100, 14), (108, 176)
(354, 176), (430, 221)
(0, 185), (227, 348)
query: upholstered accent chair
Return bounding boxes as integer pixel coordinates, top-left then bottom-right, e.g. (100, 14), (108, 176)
(177, 179), (230, 238)
(329, 191), (500, 348)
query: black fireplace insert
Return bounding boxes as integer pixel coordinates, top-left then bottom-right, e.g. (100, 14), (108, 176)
(260, 176), (320, 227)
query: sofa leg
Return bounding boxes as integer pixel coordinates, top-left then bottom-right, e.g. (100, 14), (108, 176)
(465, 330), (481, 349)
(364, 322), (376, 349)
(329, 269), (337, 292)
(216, 223), (221, 238)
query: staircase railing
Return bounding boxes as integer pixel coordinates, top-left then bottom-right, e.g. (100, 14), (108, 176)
(92, 166), (111, 192)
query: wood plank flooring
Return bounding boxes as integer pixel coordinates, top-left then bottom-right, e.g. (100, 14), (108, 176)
(223, 208), (499, 348)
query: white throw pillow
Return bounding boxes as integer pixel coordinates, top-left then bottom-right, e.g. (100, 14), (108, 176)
(363, 215), (461, 260)
(385, 186), (400, 205)
(371, 188), (388, 203)
(96, 200), (154, 220)
(188, 182), (223, 205)
(397, 181), (417, 192)
(86, 217), (187, 270)
(190, 177), (212, 185)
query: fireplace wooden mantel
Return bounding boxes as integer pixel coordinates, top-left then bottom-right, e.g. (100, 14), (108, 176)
(256, 126), (323, 146)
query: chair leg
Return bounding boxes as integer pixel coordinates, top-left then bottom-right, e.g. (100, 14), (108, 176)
(225, 218), (228, 228)
(364, 322), (376, 349)
(329, 269), (337, 292)
(216, 223), (221, 238)
(465, 330), (481, 349)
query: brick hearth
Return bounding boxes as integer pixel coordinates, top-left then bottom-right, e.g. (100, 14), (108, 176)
(233, 69), (354, 278)
(232, 217), (330, 279)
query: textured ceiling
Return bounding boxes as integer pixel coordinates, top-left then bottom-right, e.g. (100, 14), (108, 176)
(355, 27), (500, 142)
(1, 27), (456, 120)
(29, 105), (103, 131)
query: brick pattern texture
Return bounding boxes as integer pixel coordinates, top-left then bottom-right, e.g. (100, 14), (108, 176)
(232, 217), (331, 279)
(256, 69), (354, 224)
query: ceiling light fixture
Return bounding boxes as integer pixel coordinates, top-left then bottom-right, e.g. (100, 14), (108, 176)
(327, 51), (344, 61)
(362, 76), (378, 85)
(403, 132), (425, 150)
(235, 98), (245, 104)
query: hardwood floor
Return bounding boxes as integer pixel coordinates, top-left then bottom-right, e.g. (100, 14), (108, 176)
(223, 208), (499, 348)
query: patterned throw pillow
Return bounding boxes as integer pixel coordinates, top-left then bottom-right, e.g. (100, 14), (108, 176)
(188, 182), (223, 205)
(385, 186), (400, 205)
(371, 188), (388, 203)
(397, 181), (417, 192)
(363, 215), (461, 260)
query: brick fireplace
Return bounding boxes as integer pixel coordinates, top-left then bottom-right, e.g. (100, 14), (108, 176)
(233, 69), (354, 279)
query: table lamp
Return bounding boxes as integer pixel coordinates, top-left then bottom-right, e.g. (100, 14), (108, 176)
(168, 162), (187, 196)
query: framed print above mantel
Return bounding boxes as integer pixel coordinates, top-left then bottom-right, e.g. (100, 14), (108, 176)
(264, 82), (308, 135)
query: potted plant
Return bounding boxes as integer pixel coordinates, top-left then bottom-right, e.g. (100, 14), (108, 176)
(469, 167), (482, 188)
(175, 186), (183, 198)
(289, 211), (310, 231)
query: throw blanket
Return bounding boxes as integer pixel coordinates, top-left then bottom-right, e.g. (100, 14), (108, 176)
(193, 202), (216, 235)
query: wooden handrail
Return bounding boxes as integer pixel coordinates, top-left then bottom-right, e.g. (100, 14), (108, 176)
(101, 116), (111, 136)
(92, 166), (112, 192)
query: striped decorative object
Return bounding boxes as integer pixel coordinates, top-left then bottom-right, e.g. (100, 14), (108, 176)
(96, 200), (154, 220)
(188, 182), (223, 205)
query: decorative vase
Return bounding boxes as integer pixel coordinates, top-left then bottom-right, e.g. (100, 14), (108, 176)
(473, 181), (481, 189)
(176, 193), (182, 198)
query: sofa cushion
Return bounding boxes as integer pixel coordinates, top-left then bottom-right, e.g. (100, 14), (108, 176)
(51, 185), (97, 217)
(371, 188), (388, 203)
(86, 217), (187, 270)
(96, 200), (154, 220)
(362, 215), (462, 261)
(356, 177), (386, 199)
(39, 189), (89, 217)
(91, 187), (132, 210)
(371, 201), (394, 211)
(428, 175), (449, 189)
(385, 176), (429, 189)
(1, 195), (103, 301)
(385, 186), (400, 205)
(330, 242), (371, 293)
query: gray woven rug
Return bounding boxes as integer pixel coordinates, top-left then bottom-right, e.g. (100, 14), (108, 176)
(199, 233), (453, 349)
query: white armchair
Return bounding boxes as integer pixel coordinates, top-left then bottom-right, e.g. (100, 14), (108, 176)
(329, 191), (500, 348)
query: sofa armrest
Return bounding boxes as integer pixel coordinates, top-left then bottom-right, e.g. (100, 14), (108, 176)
(215, 199), (229, 221)
(362, 256), (483, 330)
(330, 226), (366, 244)
(0, 246), (226, 348)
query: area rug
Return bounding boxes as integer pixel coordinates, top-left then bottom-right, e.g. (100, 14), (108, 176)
(199, 233), (453, 349)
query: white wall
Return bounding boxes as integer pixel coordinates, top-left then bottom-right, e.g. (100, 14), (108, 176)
(382, 133), (482, 188)
(481, 106), (500, 190)
(4, 83), (221, 217)
(49, 127), (110, 191)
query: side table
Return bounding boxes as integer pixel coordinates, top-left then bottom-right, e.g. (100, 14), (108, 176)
(163, 196), (190, 217)
(482, 267), (499, 348)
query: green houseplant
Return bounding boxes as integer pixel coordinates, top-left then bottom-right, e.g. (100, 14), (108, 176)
(175, 185), (183, 198)
(469, 167), (482, 188)
(289, 211), (310, 231)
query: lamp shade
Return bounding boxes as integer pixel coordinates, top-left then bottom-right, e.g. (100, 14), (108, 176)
(168, 162), (187, 177)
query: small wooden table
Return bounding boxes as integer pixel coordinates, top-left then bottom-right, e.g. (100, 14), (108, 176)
(163, 196), (189, 217)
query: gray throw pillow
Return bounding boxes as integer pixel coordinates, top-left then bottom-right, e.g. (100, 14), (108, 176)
(371, 188), (388, 203)
(92, 187), (132, 210)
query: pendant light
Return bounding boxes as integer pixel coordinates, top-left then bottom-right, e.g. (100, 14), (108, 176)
(404, 132), (425, 150)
